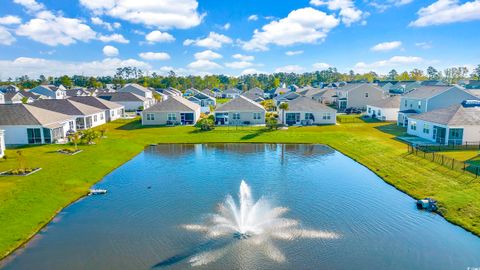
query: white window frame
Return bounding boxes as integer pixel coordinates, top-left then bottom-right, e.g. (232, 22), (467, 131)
(253, 112), (261, 120)
(233, 113), (240, 120)
(322, 113), (331, 120)
(167, 113), (176, 121)
(146, 113), (155, 121)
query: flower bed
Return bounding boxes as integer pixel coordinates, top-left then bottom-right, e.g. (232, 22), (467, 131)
(57, 149), (83, 155)
(0, 167), (42, 176)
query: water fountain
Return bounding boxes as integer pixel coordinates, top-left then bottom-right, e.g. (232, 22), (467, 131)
(182, 180), (340, 266)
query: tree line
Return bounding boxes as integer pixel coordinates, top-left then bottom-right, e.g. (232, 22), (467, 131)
(1, 65), (479, 91)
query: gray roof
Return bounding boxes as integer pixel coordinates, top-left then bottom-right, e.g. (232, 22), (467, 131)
(30, 99), (104, 116)
(4, 92), (23, 102)
(216, 96), (265, 112)
(287, 96), (336, 112)
(119, 83), (151, 93)
(144, 96), (200, 112)
(241, 91), (265, 101)
(19, 90), (40, 100)
(409, 103), (480, 126)
(224, 88), (241, 94)
(337, 83), (385, 93)
(403, 86), (458, 99)
(98, 92), (146, 102)
(0, 104), (73, 126)
(368, 96), (401, 108)
(68, 96), (124, 110)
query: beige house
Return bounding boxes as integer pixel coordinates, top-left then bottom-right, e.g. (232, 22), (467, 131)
(215, 96), (266, 126)
(142, 96), (201, 126)
(279, 96), (336, 125)
(336, 83), (388, 111)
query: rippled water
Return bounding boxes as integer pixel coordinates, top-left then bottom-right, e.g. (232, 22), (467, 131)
(2, 144), (480, 270)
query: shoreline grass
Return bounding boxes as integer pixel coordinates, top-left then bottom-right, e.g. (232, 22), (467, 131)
(1, 118), (480, 260)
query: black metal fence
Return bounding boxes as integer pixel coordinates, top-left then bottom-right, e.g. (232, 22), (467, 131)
(415, 141), (480, 152)
(407, 145), (480, 177)
(336, 116), (363, 123)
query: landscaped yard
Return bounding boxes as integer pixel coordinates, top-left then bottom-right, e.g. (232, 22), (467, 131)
(438, 150), (480, 162)
(1, 118), (480, 259)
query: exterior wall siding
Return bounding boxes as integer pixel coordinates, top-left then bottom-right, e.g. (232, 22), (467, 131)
(428, 88), (479, 111)
(216, 111), (266, 125)
(347, 87), (386, 109)
(142, 109), (201, 126)
(279, 110), (336, 125)
(366, 106), (399, 121)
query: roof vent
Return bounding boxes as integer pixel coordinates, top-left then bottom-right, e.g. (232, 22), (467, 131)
(462, 100), (480, 107)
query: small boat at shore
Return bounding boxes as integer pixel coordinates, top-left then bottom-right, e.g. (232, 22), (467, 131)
(416, 198), (437, 212)
(89, 189), (107, 195)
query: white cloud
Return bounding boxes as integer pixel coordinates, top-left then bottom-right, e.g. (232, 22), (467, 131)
(139, 52), (171, 61)
(13, 0), (45, 12)
(285, 50), (304, 56)
(410, 0), (480, 27)
(184, 32), (233, 49)
(225, 61), (254, 69)
(275, 65), (305, 73)
(312, 62), (330, 70)
(310, 0), (366, 26)
(371, 41), (402, 52)
(79, 0), (204, 29)
(0, 15), (22, 25)
(241, 68), (265, 75)
(415, 41), (432, 49)
(223, 23), (231, 30)
(98, 33), (129, 43)
(194, 50), (222, 60)
(103, 45), (119, 57)
(0, 57), (151, 79)
(248, 15), (259, 21)
(354, 56), (424, 73)
(232, 54), (254, 61)
(187, 59), (222, 70)
(369, 0), (413, 12)
(16, 11), (97, 46)
(145, 30), (175, 43)
(91, 17), (120, 31)
(242, 8), (339, 51)
(0, 26), (15, 45)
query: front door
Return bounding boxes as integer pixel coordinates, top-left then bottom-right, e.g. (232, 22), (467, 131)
(433, 126), (446, 144)
(286, 113), (300, 125)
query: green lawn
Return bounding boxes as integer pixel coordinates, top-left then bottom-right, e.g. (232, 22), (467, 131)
(438, 150), (480, 162)
(1, 118), (480, 259)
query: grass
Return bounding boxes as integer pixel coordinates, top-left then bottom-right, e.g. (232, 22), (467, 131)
(1, 118), (480, 259)
(438, 150), (480, 162)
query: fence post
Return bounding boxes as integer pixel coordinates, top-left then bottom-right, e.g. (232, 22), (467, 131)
(432, 152), (435, 162)
(477, 167), (479, 178)
(464, 162), (466, 171)
(452, 159), (455, 169)
(442, 155), (444, 165)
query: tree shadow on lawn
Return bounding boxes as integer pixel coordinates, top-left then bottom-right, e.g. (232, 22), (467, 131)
(240, 128), (270, 140)
(116, 120), (180, 131)
(375, 123), (409, 137)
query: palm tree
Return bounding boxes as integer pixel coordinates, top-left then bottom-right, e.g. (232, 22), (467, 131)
(278, 102), (289, 125)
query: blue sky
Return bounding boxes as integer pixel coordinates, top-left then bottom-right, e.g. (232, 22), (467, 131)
(0, 0), (479, 79)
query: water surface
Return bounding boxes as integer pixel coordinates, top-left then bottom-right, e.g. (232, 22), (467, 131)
(2, 144), (480, 270)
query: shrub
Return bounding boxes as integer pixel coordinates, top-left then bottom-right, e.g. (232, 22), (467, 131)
(195, 117), (215, 131)
(266, 116), (279, 130)
(81, 129), (100, 144)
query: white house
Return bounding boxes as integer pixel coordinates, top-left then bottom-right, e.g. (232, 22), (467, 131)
(407, 100), (480, 145)
(0, 129), (5, 158)
(0, 92), (4, 104)
(366, 96), (401, 121)
(215, 96), (266, 126)
(0, 104), (76, 145)
(30, 99), (106, 130)
(118, 83), (156, 108)
(279, 96), (336, 126)
(222, 88), (242, 99)
(3, 92), (25, 104)
(186, 91), (216, 113)
(69, 96), (125, 122)
(98, 92), (151, 111)
(29, 85), (67, 99)
(142, 96), (201, 126)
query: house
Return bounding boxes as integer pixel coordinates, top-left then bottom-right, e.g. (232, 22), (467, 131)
(223, 88), (242, 99)
(19, 90), (40, 102)
(0, 92), (4, 104)
(118, 83), (155, 108)
(0, 84), (20, 93)
(241, 87), (265, 103)
(141, 96), (201, 126)
(0, 130), (5, 158)
(366, 96), (401, 121)
(184, 88), (199, 97)
(0, 104), (76, 145)
(310, 88), (337, 104)
(157, 87), (182, 97)
(297, 87), (323, 97)
(65, 88), (91, 98)
(3, 92), (25, 104)
(420, 80), (447, 86)
(397, 86), (478, 127)
(68, 96), (125, 122)
(201, 88), (215, 97)
(407, 100), (480, 145)
(273, 87), (291, 97)
(215, 96), (266, 126)
(98, 92), (151, 111)
(211, 88), (223, 98)
(273, 91), (301, 105)
(30, 99), (106, 130)
(335, 83), (388, 111)
(279, 96), (336, 126)
(186, 91), (216, 113)
(388, 81), (421, 95)
(465, 80), (480, 89)
(30, 84), (67, 99)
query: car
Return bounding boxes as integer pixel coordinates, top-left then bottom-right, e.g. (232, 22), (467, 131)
(345, 107), (362, 114)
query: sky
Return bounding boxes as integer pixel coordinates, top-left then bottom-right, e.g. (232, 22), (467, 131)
(0, 0), (479, 79)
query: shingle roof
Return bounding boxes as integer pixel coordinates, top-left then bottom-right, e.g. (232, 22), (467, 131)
(0, 104), (73, 126)
(368, 96), (401, 108)
(144, 96), (200, 112)
(30, 99), (104, 116)
(409, 103), (480, 126)
(216, 96), (265, 112)
(98, 92), (147, 102)
(287, 96), (336, 112)
(402, 86), (455, 99)
(224, 88), (241, 94)
(337, 83), (385, 93)
(119, 83), (151, 93)
(68, 96), (124, 110)
(18, 90), (40, 100)
(3, 92), (23, 102)
(241, 91), (265, 101)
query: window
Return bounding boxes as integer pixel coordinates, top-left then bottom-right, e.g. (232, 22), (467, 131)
(43, 128), (51, 143)
(410, 121), (417, 131)
(305, 113), (314, 120)
(94, 115), (98, 122)
(322, 113), (331, 120)
(69, 121), (74, 130)
(27, 128), (42, 144)
(418, 101), (421, 109)
(423, 123), (430, 134)
(367, 107), (371, 113)
(167, 113), (176, 121)
(111, 111), (115, 117)
(146, 113), (155, 121)
(233, 113), (240, 120)
(100, 113), (104, 120)
(377, 110), (381, 116)
(365, 93), (369, 98)
(253, 112), (261, 120)
(404, 100), (407, 107)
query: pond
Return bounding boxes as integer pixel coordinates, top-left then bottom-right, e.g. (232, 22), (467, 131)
(2, 144), (480, 270)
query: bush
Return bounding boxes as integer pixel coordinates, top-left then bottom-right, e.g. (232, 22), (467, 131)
(195, 117), (215, 131)
(266, 116), (279, 130)
(81, 129), (100, 144)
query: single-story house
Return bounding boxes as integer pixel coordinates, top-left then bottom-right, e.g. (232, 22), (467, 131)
(19, 90), (41, 102)
(310, 88), (337, 104)
(184, 88), (199, 97)
(30, 99), (106, 130)
(0, 84), (20, 93)
(273, 91), (301, 106)
(0, 92), (4, 104)
(3, 92), (25, 104)
(0, 104), (76, 145)
(222, 88), (242, 99)
(241, 91), (265, 103)
(142, 96), (201, 126)
(186, 91), (216, 113)
(29, 84), (67, 99)
(98, 92), (151, 111)
(279, 96), (336, 126)
(68, 96), (125, 122)
(0, 129), (5, 158)
(215, 96), (266, 126)
(407, 100), (480, 145)
(118, 83), (156, 108)
(366, 96), (401, 121)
